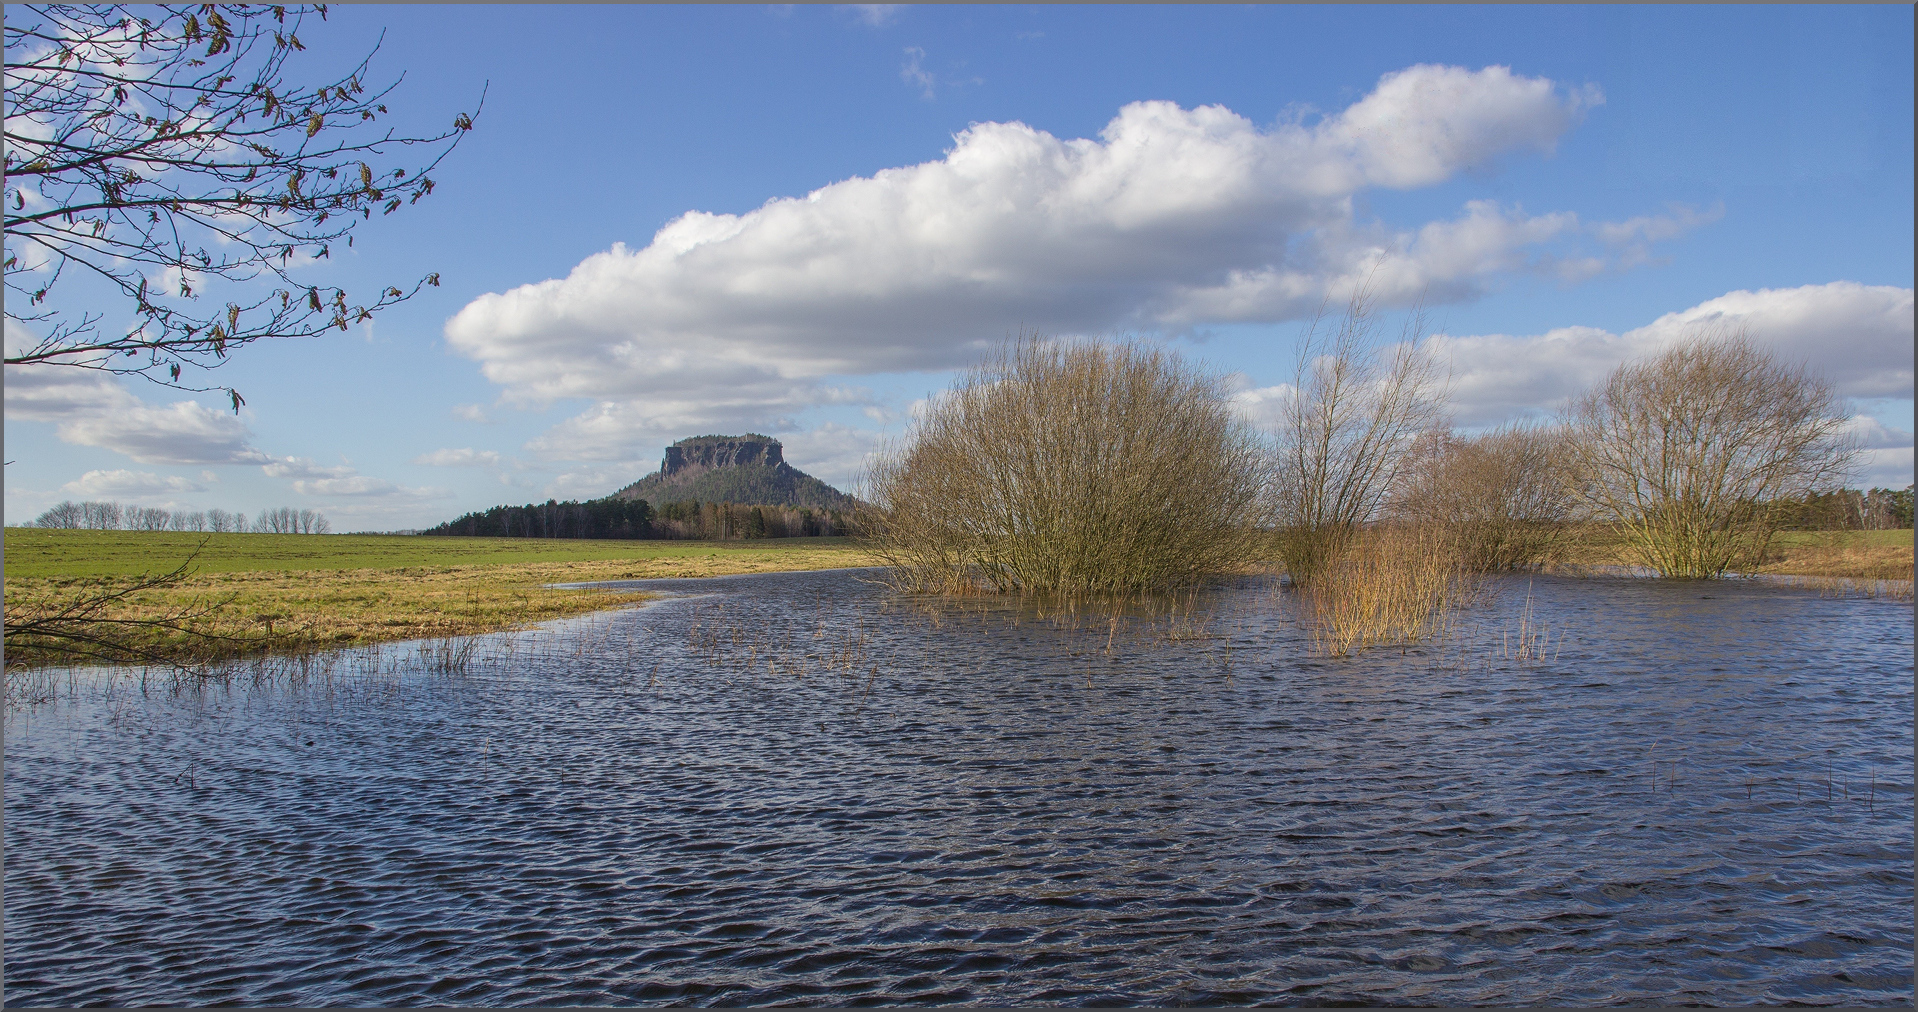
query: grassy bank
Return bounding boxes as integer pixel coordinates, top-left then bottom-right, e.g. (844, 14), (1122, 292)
(1552, 527), (1912, 581)
(3, 531), (881, 668)
(1752, 530), (1914, 581)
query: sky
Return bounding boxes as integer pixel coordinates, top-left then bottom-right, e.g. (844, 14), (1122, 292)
(5, 4), (1913, 531)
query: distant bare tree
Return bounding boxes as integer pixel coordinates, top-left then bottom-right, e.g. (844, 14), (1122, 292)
(80, 499), (122, 529)
(5, 4), (480, 408)
(1565, 331), (1856, 578)
(1393, 424), (1577, 572)
(129, 505), (171, 530)
(33, 500), (83, 528)
(1269, 284), (1445, 586)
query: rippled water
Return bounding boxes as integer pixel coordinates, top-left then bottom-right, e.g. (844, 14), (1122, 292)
(5, 569), (1912, 1006)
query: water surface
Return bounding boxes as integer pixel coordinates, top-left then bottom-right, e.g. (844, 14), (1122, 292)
(5, 570), (1912, 1006)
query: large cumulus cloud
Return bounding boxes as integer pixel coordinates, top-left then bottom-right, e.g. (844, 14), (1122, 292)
(447, 65), (1628, 454)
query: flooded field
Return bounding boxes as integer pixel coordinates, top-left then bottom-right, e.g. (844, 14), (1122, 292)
(4, 569), (1912, 1006)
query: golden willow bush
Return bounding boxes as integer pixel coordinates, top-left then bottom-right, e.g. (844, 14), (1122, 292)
(860, 340), (1264, 597)
(1268, 287), (1445, 586)
(1566, 331), (1856, 579)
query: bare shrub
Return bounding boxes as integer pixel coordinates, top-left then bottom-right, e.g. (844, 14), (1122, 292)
(861, 339), (1264, 597)
(81, 500), (122, 530)
(1300, 524), (1467, 657)
(1566, 331), (1856, 578)
(1269, 286), (1445, 586)
(251, 507), (329, 534)
(33, 501), (83, 528)
(129, 506), (172, 531)
(1393, 424), (1577, 571)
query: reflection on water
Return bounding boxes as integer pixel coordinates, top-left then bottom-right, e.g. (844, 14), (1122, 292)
(5, 570), (1912, 1006)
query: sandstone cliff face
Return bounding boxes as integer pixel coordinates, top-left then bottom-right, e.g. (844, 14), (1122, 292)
(661, 437), (784, 477)
(609, 435), (854, 510)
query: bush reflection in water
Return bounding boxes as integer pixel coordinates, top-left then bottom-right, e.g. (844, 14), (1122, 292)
(4, 569), (1912, 1007)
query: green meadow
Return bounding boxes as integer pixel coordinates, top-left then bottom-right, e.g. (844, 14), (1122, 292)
(2, 529), (874, 579)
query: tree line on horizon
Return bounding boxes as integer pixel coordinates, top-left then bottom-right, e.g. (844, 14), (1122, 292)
(29, 501), (331, 534)
(419, 497), (850, 541)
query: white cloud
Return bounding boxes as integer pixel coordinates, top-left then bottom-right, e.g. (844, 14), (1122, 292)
(3, 363), (271, 465)
(1842, 415), (1914, 451)
(448, 65), (1615, 461)
(521, 383), (870, 462)
(777, 422), (885, 492)
(1594, 202), (1724, 246)
(59, 469), (208, 498)
(1629, 282), (1913, 399)
(542, 464), (653, 502)
(900, 45), (934, 98)
(846, 4), (903, 27)
(452, 403), (493, 423)
(412, 448), (504, 467)
(291, 476), (450, 500)
(261, 456), (357, 480)
(1839, 416), (1915, 489)
(251, 454), (448, 500)
(1225, 377), (1301, 431)
(1432, 281), (1916, 426)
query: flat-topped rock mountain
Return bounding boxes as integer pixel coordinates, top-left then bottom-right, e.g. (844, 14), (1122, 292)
(611, 434), (855, 510)
(660, 435), (783, 476)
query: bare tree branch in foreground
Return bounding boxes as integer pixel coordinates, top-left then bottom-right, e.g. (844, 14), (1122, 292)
(3, 539), (245, 669)
(5, 4), (480, 408)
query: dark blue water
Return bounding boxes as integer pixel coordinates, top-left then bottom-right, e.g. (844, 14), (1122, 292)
(4, 570), (1912, 1006)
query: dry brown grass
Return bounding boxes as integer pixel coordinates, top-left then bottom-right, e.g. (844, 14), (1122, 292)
(3, 546), (880, 669)
(1750, 530), (1914, 581)
(1554, 526), (1913, 583)
(1299, 525), (1471, 657)
(1765, 574), (1915, 602)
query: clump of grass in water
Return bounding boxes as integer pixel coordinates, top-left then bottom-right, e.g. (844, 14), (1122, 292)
(418, 637), (479, 675)
(1298, 525), (1471, 657)
(1500, 581), (1559, 664)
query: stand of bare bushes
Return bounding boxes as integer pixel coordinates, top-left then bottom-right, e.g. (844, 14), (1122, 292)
(1566, 331), (1856, 579)
(860, 340), (1264, 597)
(1269, 287), (1445, 586)
(1392, 425), (1578, 571)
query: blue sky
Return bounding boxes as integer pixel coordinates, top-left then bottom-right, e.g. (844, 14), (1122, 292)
(6, 4), (1913, 530)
